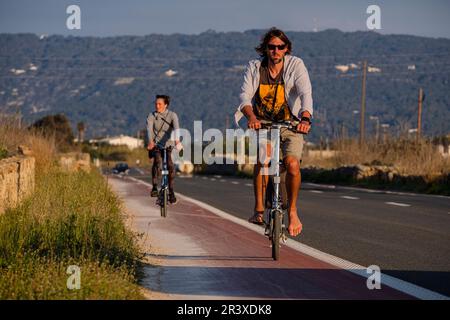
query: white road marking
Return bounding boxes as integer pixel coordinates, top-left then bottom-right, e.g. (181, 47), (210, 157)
(177, 175), (193, 179)
(305, 183), (336, 189)
(127, 176), (449, 300)
(385, 191), (416, 196)
(231, 181), (240, 185)
(385, 202), (411, 207)
(210, 178), (216, 181)
(245, 183), (253, 187)
(214, 175), (222, 178)
(309, 190), (324, 194)
(341, 196), (359, 200)
(304, 182), (449, 199)
(202, 177), (208, 180)
(220, 179), (227, 182)
(134, 168), (145, 175)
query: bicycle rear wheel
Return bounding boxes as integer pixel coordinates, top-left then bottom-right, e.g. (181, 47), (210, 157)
(271, 210), (282, 260)
(160, 188), (167, 217)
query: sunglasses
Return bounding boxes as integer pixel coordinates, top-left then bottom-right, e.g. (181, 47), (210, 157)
(267, 44), (287, 51)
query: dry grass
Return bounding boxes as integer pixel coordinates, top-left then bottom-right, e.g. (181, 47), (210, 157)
(303, 137), (450, 177)
(0, 116), (57, 173)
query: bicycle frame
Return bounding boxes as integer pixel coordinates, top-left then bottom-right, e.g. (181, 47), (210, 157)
(161, 147), (169, 190)
(271, 124), (283, 211)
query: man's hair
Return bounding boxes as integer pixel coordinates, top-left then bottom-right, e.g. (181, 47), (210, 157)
(255, 27), (292, 58)
(155, 94), (170, 106)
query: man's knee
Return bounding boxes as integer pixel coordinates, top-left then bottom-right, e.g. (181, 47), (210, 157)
(254, 163), (271, 176)
(284, 157), (300, 176)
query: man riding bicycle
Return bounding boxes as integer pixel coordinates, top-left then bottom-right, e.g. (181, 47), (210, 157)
(237, 27), (313, 237)
(146, 94), (181, 204)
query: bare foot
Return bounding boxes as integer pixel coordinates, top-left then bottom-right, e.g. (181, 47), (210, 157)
(288, 209), (303, 237)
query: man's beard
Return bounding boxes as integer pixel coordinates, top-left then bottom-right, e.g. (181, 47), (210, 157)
(270, 56), (283, 64)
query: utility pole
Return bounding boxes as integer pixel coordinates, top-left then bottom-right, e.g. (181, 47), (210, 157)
(417, 88), (424, 142)
(225, 115), (229, 131)
(360, 60), (367, 145)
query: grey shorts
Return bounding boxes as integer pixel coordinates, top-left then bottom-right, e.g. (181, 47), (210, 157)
(280, 128), (304, 161)
(255, 128), (304, 163)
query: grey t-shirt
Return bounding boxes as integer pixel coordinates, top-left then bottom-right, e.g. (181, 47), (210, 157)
(146, 109), (180, 148)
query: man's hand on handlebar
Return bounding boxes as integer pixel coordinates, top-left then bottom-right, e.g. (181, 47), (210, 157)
(296, 121), (311, 134)
(147, 141), (156, 150)
(175, 140), (183, 151)
(247, 116), (262, 130)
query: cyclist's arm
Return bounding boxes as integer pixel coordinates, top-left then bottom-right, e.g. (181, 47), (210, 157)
(293, 61), (313, 119)
(242, 105), (257, 121)
(171, 113), (180, 145)
(237, 61), (258, 113)
(146, 113), (155, 148)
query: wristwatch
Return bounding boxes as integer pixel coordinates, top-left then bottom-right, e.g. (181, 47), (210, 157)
(300, 116), (312, 124)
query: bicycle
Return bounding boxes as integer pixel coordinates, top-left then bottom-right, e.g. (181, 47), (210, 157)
(155, 145), (171, 218)
(257, 120), (303, 261)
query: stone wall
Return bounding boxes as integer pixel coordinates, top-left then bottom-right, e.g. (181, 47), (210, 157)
(0, 156), (35, 214)
(59, 152), (91, 172)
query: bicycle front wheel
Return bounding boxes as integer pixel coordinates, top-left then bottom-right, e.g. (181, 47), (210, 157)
(271, 210), (282, 260)
(160, 188), (167, 217)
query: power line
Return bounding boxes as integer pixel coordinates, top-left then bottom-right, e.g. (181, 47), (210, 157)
(0, 51), (449, 61)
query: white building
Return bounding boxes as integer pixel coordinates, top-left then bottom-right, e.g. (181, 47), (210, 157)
(97, 134), (144, 150)
(10, 68), (26, 75)
(165, 69), (178, 77)
(368, 66), (381, 73)
(335, 63), (359, 73)
(335, 65), (349, 73)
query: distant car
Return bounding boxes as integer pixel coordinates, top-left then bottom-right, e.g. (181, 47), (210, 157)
(112, 162), (129, 174)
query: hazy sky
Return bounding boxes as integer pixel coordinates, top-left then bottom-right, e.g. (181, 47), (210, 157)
(1, 0), (450, 38)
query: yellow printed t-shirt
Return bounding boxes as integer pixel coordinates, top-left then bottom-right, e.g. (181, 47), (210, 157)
(253, 58), (291, 122)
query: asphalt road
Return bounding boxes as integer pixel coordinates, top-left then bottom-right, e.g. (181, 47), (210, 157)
(128, 168), (450, 296)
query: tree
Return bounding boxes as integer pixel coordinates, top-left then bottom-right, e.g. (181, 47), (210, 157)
(31, 114), (74, 149)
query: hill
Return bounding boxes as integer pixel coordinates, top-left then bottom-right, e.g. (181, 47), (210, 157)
(1, 29), (449, 141)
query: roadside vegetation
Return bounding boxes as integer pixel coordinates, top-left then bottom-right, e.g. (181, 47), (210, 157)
(0, 116), (144, 299)
(302, 137), (450, 177)
(301, 137), (450, 194)
(83, 144), (148, 169)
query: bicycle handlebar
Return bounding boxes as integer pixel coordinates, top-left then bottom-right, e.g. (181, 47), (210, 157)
(257, 120), (306, 134)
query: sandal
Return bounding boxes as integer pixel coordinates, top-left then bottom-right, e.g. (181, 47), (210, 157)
(248, 211), (265, 225)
